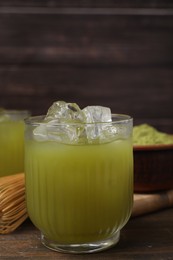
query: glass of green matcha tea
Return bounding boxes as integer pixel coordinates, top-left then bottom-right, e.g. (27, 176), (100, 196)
(0, 109), (30, 177)
(24, 101), (133, 254)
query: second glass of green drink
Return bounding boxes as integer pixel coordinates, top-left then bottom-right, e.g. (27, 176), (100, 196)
(24, 112), (133, 253)
(0, 109), (30, 177)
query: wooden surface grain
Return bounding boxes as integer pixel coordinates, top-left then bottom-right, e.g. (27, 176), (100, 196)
(0, 0), (173, 8)
(0, 1), (173, 133)
(0, 208), (173, 259)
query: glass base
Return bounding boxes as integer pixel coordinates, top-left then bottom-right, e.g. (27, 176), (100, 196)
(41, 231), (120, 254)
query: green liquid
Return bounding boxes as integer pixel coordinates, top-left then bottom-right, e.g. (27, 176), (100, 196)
(25, 139), (133, 244)
(0, 120), (25, 177)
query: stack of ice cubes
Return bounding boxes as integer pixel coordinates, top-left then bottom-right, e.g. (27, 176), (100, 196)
(33, 101), (117, 144)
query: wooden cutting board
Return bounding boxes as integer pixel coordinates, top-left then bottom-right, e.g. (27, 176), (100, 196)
(132, 189), (173, 217)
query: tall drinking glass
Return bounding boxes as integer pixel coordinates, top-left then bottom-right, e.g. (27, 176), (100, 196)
(0, 110), (30, 177)
(24, 114), (133, 253)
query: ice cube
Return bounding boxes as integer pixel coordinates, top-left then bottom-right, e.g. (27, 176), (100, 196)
(33, 101), (116, 144)
(33, 120), (84, 144)
(45, 101), (85, 123)
(82, 106), (113, 143)
(47, 123), (82, 144)
(33, 101), (85, 143)
(82, 106), (112, 123)
(33, 123), (49, 141)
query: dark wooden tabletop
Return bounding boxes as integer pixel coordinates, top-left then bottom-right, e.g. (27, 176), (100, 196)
(0, 208), (173, 260)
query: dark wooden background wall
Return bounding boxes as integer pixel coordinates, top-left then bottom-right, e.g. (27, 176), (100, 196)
(0, 0), (173, 132)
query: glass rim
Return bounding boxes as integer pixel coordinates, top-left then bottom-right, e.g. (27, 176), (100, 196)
(0, 109), (30, 115)
(25, 114), (133, 126)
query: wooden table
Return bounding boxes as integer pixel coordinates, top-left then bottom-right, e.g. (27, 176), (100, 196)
(0, 208), (173, 260)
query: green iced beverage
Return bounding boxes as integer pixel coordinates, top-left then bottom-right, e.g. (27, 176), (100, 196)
(24, 102), (133, 253)
(0, 110), (29, 177)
